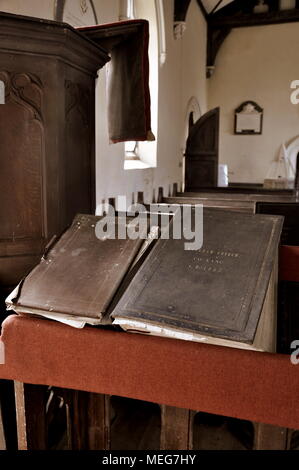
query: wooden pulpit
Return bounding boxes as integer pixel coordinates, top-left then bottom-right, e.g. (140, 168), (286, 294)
(0, 12), (110, 293)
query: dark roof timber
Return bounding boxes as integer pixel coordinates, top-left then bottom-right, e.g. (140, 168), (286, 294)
(174, 0), (192, 23)
(197, 0), (208, 19)
(174, 1), (299, 77)
(211, 0), (280, 17)
(207, 1), (299, 77)
(211, 6), (299, 28)
(174, 0), (208, 23)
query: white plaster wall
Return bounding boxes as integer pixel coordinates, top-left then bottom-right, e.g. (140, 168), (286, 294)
(208, 23), (299, 184)
(181, 0), (207, 181)
(0, 0), (208, 204)
(95, 0), (208, 208)
(0, 0), (55, 19)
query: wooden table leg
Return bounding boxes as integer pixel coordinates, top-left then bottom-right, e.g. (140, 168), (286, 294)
(14, 381), (48, 450)
(160, 405), (194, 450)
(254, 422), (288, 450)
(87, 393), (111, 450)
(0, 400), (6, 450)
(65, 389), (86, 450)
(62, 389), (110, 450)
(0, 379), (17, 450)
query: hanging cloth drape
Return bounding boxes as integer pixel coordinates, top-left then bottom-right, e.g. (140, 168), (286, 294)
(79, 20), (155, 144)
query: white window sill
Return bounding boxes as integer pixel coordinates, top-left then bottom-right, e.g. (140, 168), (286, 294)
(124, 159), (153, 170)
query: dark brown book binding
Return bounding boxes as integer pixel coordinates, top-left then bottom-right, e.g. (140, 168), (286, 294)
(111, 209), (283, 350)
(6, 209), (283, 350)
(7, 214), (146, 325)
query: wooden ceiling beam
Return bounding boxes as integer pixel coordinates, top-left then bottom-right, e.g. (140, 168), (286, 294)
(210, 7), (299, 28)
(196, 0), (208, 19)
(207, 5), (299, 77)
(209, 1), (224, 16)
(174, 0), (192, 22)
(207, 26), (231, 77)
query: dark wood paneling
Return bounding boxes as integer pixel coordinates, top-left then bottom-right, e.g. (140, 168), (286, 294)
(0, 72), (44, 241)
(0, 12), (109, 291)
(160, 405), (194, 450)
(186, 157), (218, 189)
(256, 202), (299, 246)
(254, 422), (288, 450)
(277, 281), (299, 354)
(64, 80), (93, 224)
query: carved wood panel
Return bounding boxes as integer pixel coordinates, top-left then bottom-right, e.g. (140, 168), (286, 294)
(64, 80), (92, 224)
(0, 12), (110, 290)
(0, 71), (44, 241)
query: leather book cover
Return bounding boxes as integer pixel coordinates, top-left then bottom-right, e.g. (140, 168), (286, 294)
(111, 208), (283, 345)
(10, 214), (146, 321)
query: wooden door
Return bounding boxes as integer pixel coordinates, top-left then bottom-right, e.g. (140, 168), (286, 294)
(185, 107), (219, 190)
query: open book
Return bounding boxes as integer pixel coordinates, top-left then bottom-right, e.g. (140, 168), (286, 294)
(6, 213), (157, 328)
(6, 209), (283, 352)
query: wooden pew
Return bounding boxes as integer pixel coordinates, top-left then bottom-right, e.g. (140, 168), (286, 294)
(163, 191), (296, 215)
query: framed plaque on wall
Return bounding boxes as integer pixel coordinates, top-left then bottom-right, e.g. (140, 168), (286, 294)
(54, 0), (98, 27)
(234, 101), (263, 135)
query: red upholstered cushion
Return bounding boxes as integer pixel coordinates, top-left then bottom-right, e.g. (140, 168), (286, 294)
(280, 246), (299, 282)
(0, 314), (299, 429)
